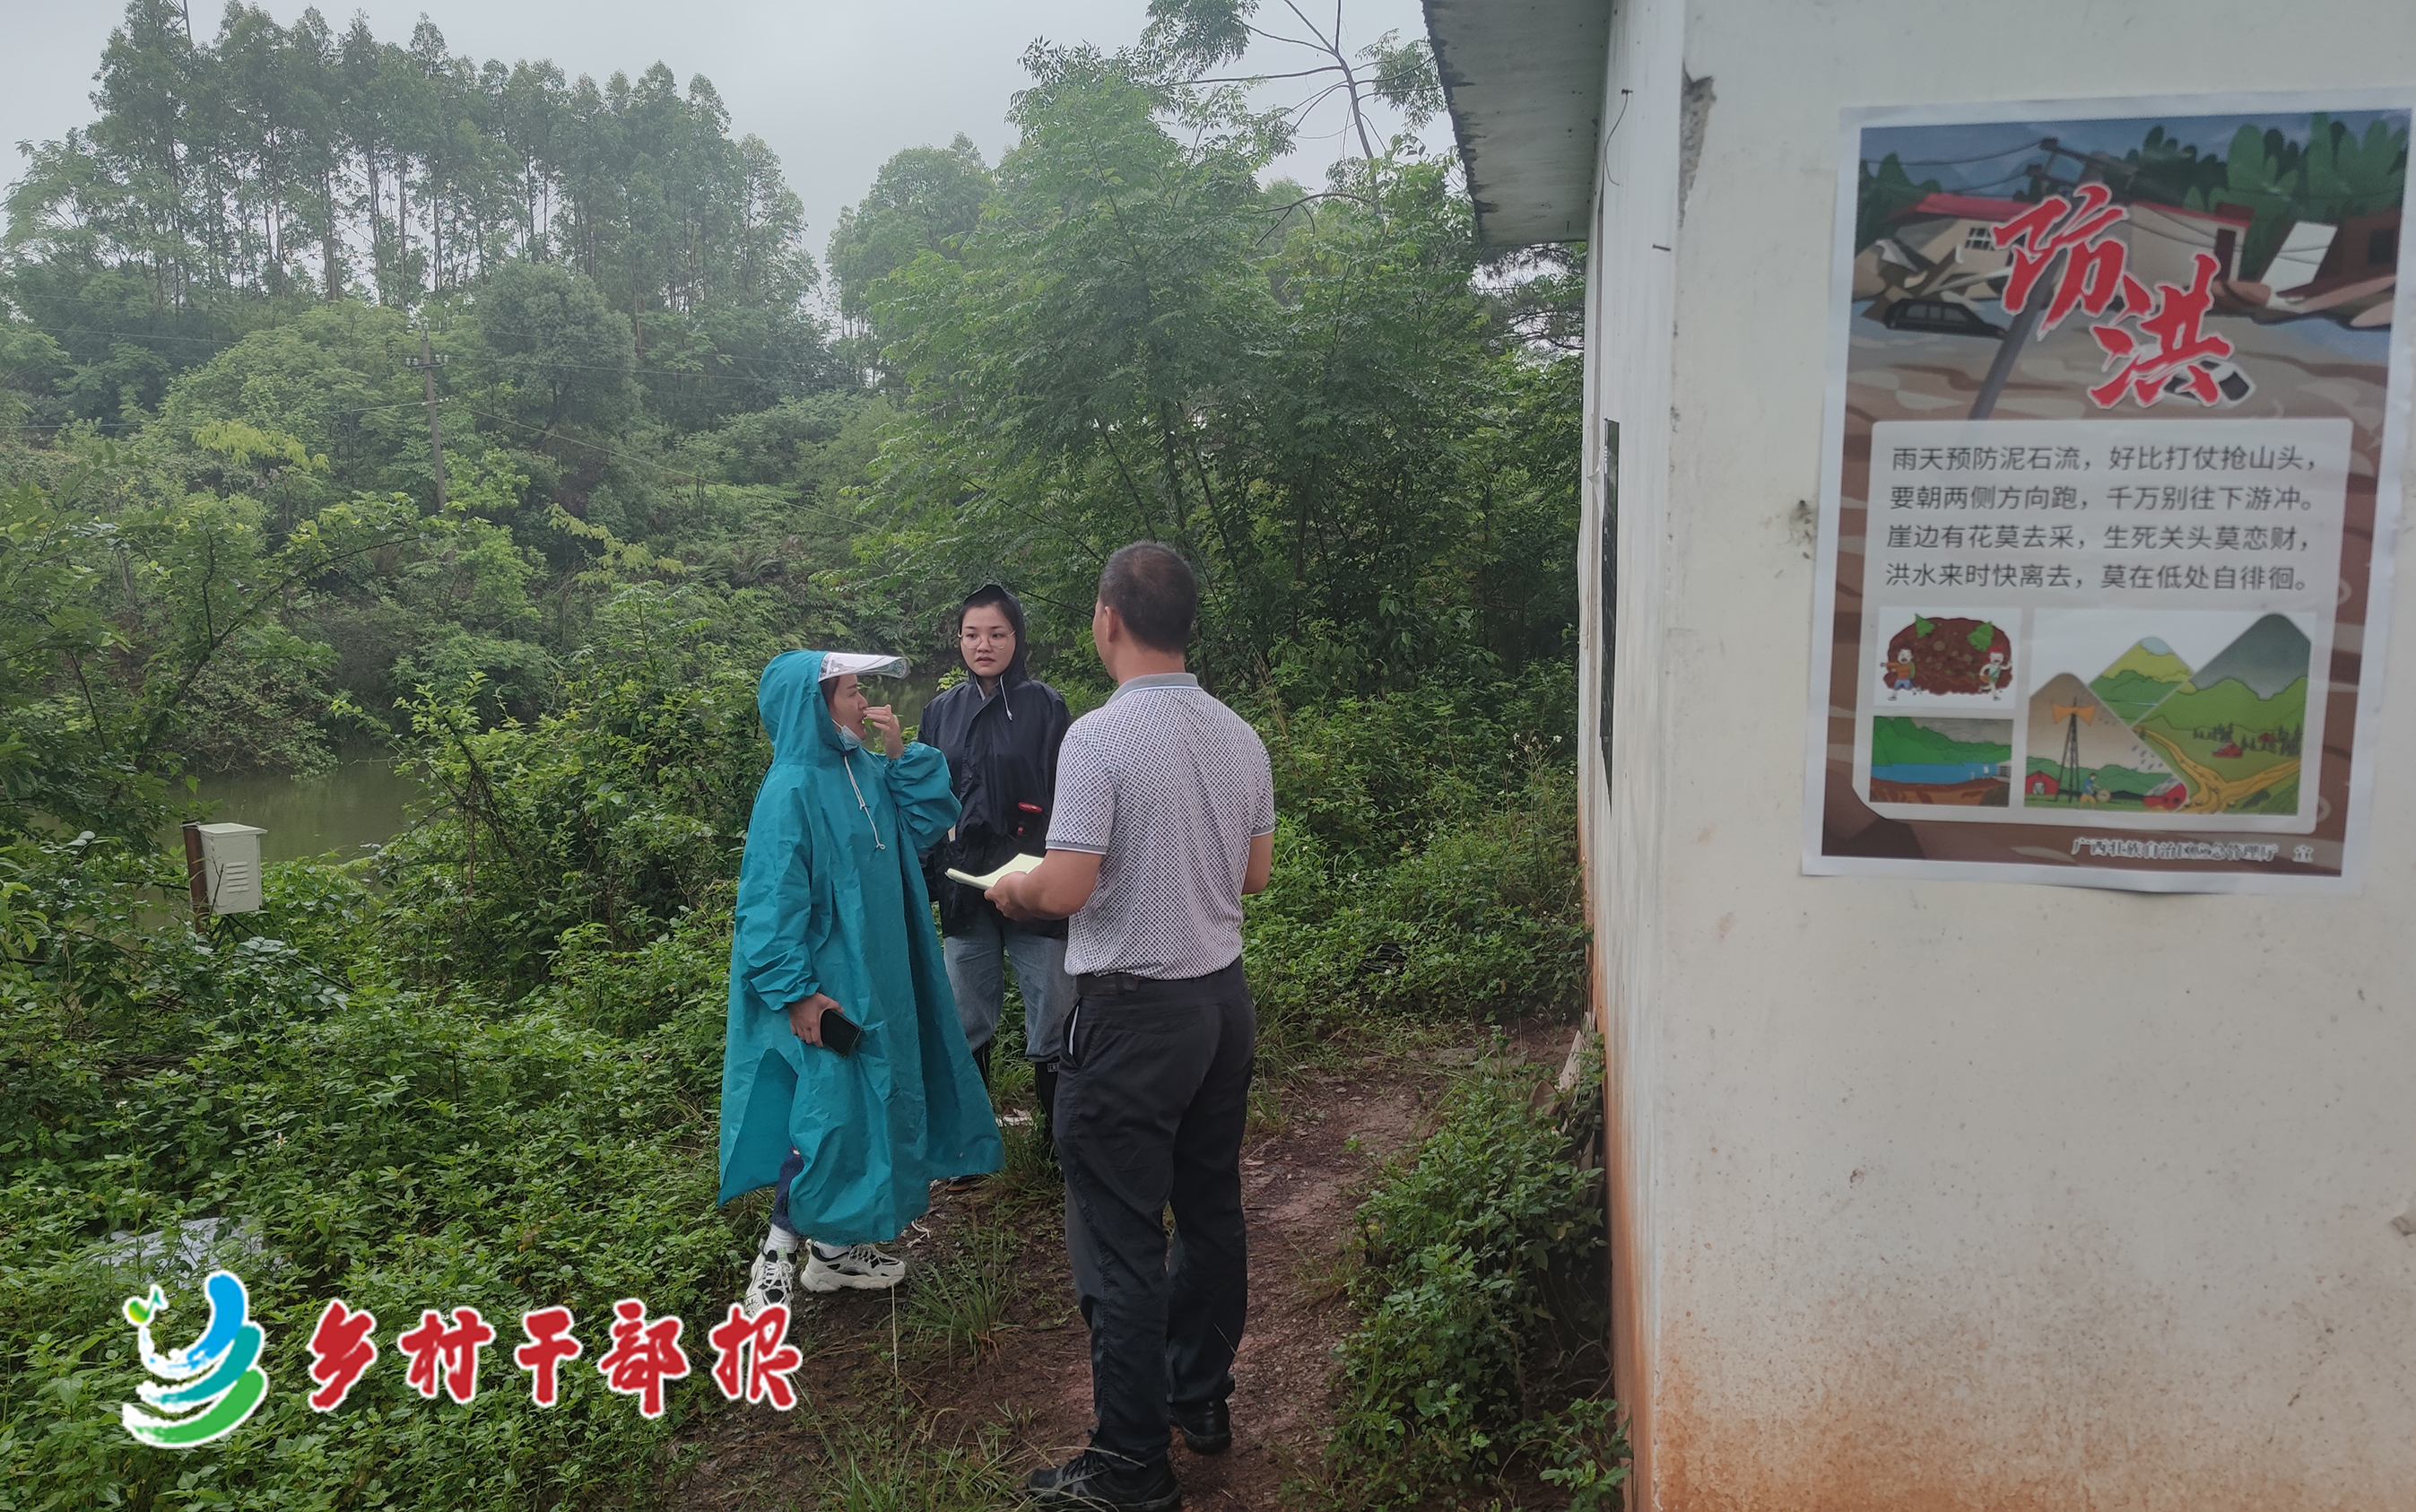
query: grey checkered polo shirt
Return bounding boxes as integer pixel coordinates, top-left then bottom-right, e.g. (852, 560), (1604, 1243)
(1048, 672), (1276, 979)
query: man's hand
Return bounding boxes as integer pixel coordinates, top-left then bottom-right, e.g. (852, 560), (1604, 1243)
(864, 705), (905, 759)
(787, 992), (843, 1046)
(987, 850), (1104, 921)
(987, 869), (1037, 920)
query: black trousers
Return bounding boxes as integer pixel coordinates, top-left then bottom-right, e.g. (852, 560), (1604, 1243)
(1056, 960), (1256, 1464)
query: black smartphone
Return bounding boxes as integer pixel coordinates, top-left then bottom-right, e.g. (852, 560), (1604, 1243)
(818, 1007), (863, 1057)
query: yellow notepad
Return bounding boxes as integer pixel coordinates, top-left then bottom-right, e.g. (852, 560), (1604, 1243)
(944, 853), (1044, 891)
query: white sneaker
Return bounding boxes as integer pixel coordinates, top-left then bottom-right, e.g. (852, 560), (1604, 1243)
(801, 1239), (907, 1292)
(744, 1237), (796, 1316)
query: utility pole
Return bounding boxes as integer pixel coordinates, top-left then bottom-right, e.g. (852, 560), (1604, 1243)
(405, 323), (451, 508)
(1968, 139), (2064, 422)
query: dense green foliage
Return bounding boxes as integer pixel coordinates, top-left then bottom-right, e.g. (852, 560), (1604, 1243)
(1331, 1052), (1622, 1508)
(2, 865), (737, 1511)
(861, 46), (1580, 693)
(1246, 674), (1589, 1034)
(2, 6), (1599, 1508)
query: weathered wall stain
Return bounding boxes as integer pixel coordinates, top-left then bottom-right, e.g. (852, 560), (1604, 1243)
(1649, 1205), (2416, 1510)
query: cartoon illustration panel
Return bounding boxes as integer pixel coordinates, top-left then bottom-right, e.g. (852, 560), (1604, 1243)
(1873, 608), (2016, 705)
(1809, 95), (2407, 886)
(1870, 716), (2013, 806)
(2021, 610), (2313, 817)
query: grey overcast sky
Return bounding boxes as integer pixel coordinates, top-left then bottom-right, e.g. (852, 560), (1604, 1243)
(0, 0), (1447, 265)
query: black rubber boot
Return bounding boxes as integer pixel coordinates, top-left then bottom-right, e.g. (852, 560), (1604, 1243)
(973, 1038), (993, 1089)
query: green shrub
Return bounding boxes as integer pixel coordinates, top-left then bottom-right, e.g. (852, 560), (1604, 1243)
(1245, 762), (1587, 1051)
(0, 854), (743, 1512)
(376, 584), (775, 998)
(1328, 1050), (1618, 1508)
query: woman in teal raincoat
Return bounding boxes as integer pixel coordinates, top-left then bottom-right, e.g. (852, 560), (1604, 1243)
(721, 649), (1001, 1308)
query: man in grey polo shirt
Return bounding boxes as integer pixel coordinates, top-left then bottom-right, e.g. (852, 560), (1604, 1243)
(989, 542), (1273, 1512)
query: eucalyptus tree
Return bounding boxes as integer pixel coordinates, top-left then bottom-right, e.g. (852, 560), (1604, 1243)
(6, 2), (830, 423)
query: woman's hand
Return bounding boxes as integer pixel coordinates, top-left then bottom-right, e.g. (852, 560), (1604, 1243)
(787, 992), (843, 1045)
(864, 704), (905, 759)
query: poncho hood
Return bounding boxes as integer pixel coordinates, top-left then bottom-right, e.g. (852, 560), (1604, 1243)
(758, 649), (907, 763)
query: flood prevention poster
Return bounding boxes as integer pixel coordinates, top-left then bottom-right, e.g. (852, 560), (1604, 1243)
(1803, 93), (2414, 891)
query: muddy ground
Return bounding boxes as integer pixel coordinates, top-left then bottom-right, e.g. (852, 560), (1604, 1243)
(669, 1021), (1582, 1511)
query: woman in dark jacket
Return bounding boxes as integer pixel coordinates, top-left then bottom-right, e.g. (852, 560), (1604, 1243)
(918, 584), (1076, 1143)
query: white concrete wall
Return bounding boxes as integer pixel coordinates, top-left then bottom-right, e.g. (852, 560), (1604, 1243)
(1586, 3), (2416, 1507)
(1577, 0), (1685, 1498)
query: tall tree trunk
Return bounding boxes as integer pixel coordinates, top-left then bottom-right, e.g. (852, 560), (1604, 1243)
(267, 164), (285, 297)
(395, 159), (409, 304)
(322, 174), (339, 299)
(365, 149), (383, 299)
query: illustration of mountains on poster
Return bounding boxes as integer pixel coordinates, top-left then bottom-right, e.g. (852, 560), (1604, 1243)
(1802, 91), (2414, 892)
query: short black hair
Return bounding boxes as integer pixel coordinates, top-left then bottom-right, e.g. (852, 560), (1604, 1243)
(1097, 542), (1196, 654)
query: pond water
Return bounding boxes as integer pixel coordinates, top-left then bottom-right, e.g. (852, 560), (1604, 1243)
(1870, 761), (2002, 785)
(185, 666), (949, 864)
(187, 757), (425, 864)
(887, 669), (945, 732)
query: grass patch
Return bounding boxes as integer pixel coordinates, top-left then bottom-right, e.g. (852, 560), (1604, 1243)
(1320, 1043), (1624, 1510)
(802, 1379), (1029, 1512)
(899, 1223), (1015, 1366)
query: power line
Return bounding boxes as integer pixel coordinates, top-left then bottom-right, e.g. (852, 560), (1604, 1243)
(1861, 138), (2047, 169)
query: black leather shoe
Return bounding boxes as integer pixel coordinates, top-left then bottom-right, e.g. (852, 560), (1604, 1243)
(1024, 1449), (1183, 1509)
(1169, 1399), (1231, 1456)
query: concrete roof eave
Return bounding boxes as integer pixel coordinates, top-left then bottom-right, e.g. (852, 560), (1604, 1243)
(1422, 0), (1614, 247)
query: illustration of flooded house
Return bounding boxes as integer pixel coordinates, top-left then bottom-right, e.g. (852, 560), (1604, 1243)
(2272, 207), (2398, 327)
(2210, 207), (2397, 327)
(1853, 193), (2024, 332)
(2124, 200), (2256, 290)
(2025, 771), (2060, 797)
(2255, 220), (2342, 295)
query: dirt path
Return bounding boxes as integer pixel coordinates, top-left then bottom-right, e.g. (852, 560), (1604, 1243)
(670, 1061), (1434, 1510)
(2139, 726), (2299, 813)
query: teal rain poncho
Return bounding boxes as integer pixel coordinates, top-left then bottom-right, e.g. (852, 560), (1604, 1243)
(717, 650), (1002, 1242)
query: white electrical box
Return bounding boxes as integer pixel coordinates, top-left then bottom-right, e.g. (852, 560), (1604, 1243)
(194, 823), (266, 914)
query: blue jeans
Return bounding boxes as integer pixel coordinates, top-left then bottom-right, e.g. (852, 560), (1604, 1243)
(943, 912), (1074, 1062)
(770, 1148), (806, 1236)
